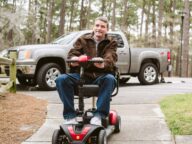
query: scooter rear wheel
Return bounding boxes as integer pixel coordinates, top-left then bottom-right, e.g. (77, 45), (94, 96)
(98, 130), (107, 144)
(114, 116), (121, 133)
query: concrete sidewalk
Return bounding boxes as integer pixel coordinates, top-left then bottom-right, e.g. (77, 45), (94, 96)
(22, 102), (174, 144)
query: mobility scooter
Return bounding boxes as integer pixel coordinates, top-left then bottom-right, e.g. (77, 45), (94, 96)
(52, 55), (121, 144)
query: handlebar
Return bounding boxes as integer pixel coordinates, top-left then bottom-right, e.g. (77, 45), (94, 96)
(67, 55), (104, 63)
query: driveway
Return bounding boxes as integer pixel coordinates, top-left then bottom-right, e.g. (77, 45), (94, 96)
(20, 77), (192, 144)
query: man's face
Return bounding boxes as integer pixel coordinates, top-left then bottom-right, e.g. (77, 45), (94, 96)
(93, 20), (108, 41)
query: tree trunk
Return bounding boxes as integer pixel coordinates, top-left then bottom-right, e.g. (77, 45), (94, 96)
(46, 0), (54, 43)
(59, 0), (66, 36)
(140, 0), (145, 37)
(145, 1), (150, 46)
(79, 0), (84, 30)
(101, 0), (106, 15)
(7, 0), (16, 46)
(86, 0), (91, 29)
(69, 0), (75, 31)
(111, 0), (116, 31)
(32, 0), (38, 44)
(42, 0), (49, 43)
(151, 0), (156, 47)
(181, 0), (190, 77)
(121, 0), (128, 32)
(79, 0), (88, 30)
(169, 0), (176, 76)
(157, 0), (163, 47)
(169, 0), (176, 47)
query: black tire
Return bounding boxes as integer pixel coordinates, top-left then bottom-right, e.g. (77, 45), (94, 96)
(52, 129), (69, 144)
(37, 63), (63, 90)
(17, 76), (36, 86)
(98, 130), (107, 144)
(119, 77), (130, 85)
(52, 129), (60, 144)
(138, 63), (159, 85)
(114, 116), (121, 133)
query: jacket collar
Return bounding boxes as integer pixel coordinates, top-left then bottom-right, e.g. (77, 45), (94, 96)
(84, 31), (109, 42)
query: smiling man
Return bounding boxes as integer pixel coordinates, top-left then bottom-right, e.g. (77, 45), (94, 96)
(56, 16), (118, 126)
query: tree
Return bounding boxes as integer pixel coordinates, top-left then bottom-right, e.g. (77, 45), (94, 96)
(120, 0), (128, 33)
(69, 0), (76, 31)
(101, 0), (106, 15)
(58, 0), (67, 36)
(181, 0), (190, 77)
(79, 0), (84, 30)
(46, 0), (55, 42)
(111, 0), (116, 30)
(140, 0), (145, 38)
(168, 0), (176, 76)
(144, 0), (151, 46)
(151, 0), (156, 47)
(157, 0), (163, 47)
(0, 1), (25, 49)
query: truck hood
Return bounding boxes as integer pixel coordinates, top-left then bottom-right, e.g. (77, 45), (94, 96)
(9, 44), (65, 51)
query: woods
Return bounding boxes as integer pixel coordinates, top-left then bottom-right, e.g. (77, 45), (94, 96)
(0, 0), (191, 77)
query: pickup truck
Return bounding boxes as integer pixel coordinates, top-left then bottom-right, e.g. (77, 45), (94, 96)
(0, 30), (171, 90)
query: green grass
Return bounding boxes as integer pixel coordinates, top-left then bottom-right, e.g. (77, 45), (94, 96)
(160, 93), (192, 135)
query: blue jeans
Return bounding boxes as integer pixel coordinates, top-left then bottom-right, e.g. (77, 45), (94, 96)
(55, 73), (116, 119)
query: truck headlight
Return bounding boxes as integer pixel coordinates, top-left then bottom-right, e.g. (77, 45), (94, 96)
(18, 50), (31, 60)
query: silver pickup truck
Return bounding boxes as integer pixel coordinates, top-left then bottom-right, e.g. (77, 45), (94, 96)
(0, 30), (171, 90)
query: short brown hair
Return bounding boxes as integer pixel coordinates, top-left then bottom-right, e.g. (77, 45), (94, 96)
(95, 16), (109, 28)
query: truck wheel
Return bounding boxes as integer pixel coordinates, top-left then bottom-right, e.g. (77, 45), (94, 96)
(37, 63), (63, 90)
(17, 76), (36, 86)
(138, 63), (159, 85)
(119, 77), (130, 85)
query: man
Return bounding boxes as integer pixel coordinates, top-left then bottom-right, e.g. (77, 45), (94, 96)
(56, 16), (118, 126)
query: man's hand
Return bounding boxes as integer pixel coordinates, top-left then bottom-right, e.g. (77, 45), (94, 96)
(70, 56), (79, 67)
(92, 57), (104, 68)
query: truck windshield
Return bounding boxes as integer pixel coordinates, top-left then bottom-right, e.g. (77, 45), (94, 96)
(52, 32), (78, 45)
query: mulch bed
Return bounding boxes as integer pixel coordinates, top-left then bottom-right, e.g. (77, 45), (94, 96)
(0, 93), (47, 144)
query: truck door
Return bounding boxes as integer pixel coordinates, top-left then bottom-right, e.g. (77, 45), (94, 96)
(109, 33), (130, 74)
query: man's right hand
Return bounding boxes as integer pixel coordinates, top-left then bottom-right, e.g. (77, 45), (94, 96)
(70, 56), (79, 67)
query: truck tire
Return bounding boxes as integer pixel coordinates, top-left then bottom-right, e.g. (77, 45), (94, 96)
(17, 76), (36, 86)
(37, 63), (63, 90)
(138, 63), (159, 85)
(119, 77), (130, 85)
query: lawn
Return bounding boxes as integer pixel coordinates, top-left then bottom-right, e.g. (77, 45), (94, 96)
(160, 93), (192, 135)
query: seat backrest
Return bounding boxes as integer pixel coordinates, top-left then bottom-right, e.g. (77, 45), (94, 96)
(77, 84), (100, 97)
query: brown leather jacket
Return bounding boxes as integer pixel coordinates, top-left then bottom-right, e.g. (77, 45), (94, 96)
(68, 32), (118, 80)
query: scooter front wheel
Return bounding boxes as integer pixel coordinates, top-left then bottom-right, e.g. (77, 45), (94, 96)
(52, 129), (60, 144)
(98, 129), (107, 144)
(52, 129), (69, 144)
